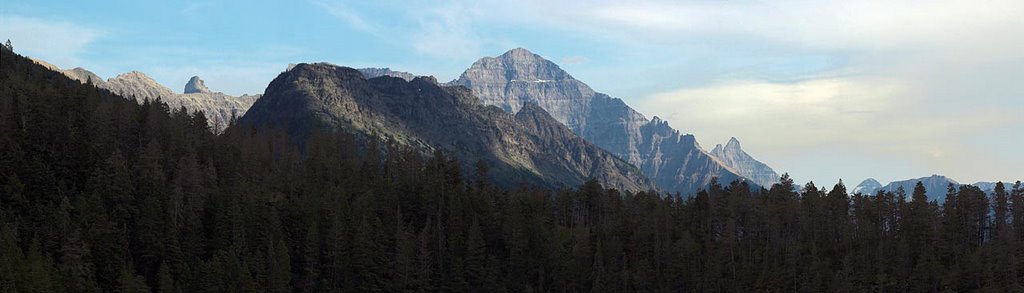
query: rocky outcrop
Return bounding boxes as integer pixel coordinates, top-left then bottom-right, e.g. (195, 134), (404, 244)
(710, 137), (780, 188)
(184, 76), (211, 94)
(453, 48), (763, 195)
(358, 68), (417, 81)
(240, 63), (654, 191)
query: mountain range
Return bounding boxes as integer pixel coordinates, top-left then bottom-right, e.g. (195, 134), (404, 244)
(853, 175), (1022, 201)
(29, 48), (781, 194)
(29, 58), (259, 133)
(451, 48), (779, 194)
(239, 63), (654, 191)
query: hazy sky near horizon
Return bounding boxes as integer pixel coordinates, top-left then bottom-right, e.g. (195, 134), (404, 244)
(2, 0), (1022, 187)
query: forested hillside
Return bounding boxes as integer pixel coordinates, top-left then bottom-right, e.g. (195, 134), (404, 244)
(3, 47), (1024, 292)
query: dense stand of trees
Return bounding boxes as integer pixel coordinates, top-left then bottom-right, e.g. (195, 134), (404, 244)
(4, 47), (1024, 292)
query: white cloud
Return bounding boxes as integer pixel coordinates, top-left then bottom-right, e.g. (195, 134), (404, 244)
(637, 75), (1021, 184)
(0, 15), (103, 68)
(476, 0), (1024, 51)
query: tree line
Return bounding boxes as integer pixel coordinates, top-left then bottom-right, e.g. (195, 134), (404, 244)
(3, 46), (1024, 292)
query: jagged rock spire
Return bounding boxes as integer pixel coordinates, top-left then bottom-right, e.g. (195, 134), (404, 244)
(184, 76), (211, 94)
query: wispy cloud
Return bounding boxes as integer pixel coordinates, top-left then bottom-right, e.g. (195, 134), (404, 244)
(315, 0), (384, 37)
(315, 0), (488, 60)
(410, 3), (483, 59)
(561, 56), (589, 65)
(0, 15), (103, 68)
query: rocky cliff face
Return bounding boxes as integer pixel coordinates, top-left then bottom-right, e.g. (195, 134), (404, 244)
(30, 58), (259, 133)
(709, 137), (780, 188)
(358, 67), (417, 81)
(453, 48), (763, 195)
(240, 63), (654, 191)
(637, 117), (744, 193)
(452, 48), (599, 132)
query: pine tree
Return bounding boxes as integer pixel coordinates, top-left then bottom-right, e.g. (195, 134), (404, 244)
(267, 240), (291, 293)
(465, 217), (487, 289)
(993, 182), (1010, 241)
(1011, 181), (1024, 242)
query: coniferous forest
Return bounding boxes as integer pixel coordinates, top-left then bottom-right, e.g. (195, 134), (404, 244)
(5, 46), (1024, 293)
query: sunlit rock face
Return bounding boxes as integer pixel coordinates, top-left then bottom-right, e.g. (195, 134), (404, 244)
(184, 76), (211, 94)
(453, 48), (764, 195)
(105, 73), (259, 133)
(710, 137), (780, 188)
(358, 67), (416, 81)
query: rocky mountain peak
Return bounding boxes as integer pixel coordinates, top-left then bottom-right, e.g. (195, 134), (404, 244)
(711, 144), (723, 154)
(184, 76), (211, 94)
(853, 178), (883, 195)
(460, 48), (574, 83)
(708, 136), (780, 188)
(63, 67), (105, 86)
(454, 47), (773, 195)
(503, 47), (536, 58)
(451, 48), (595, 127)
(726, 137), (741, 149)
(107, 71), (175, 100)
(116, 71), (155, 81)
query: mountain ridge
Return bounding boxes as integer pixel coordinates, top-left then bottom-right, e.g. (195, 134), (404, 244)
(855, 175), (1022, 201)
(240, 62), (655, 191)
(452, 48), (775, 194)
(28, 58), (258, 133)
(709, 137), (781, 188)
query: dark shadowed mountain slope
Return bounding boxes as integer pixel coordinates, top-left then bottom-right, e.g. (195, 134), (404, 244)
(240, 62), (653, 191)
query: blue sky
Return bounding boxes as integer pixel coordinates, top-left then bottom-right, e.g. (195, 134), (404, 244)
(3, 0), (1023, 187)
